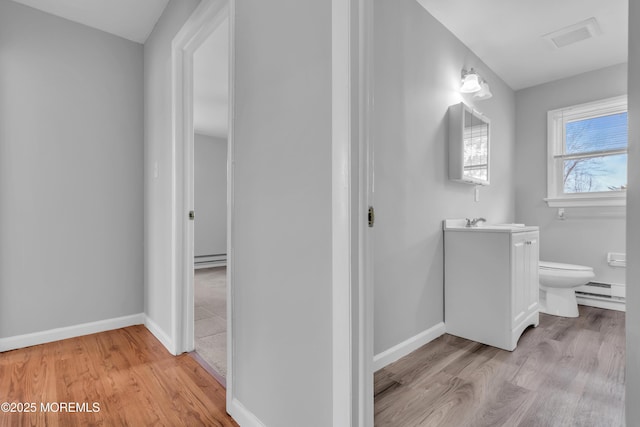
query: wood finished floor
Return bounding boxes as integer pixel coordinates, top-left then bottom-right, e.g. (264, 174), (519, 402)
(375, 306), (625, 427)
(0, 325), (238, 427)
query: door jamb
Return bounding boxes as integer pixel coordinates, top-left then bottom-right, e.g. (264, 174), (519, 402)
(332, 0), (374, 425)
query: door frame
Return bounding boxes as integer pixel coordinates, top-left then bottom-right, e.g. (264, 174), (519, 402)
(332, 0), (375, 425)
(170, 0), (229, 370)
(170, 0), (374, 424)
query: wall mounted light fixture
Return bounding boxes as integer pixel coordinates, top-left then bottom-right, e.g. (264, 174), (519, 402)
(460, 68), (481, 93)
(474, 79), (493, 100)
(460, 68), (492, 100)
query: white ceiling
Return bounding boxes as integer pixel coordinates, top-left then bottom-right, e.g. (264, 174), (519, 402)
(10, 0), (169, 43)
(416, 0), (628, 90)
(193, 19), (229, 138)
(12, 0), (625, 120)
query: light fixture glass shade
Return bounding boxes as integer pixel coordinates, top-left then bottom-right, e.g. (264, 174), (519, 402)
(474, 81), (493, 100)
(460, 72), (481, 93)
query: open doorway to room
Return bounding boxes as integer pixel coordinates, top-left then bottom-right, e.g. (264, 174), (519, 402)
(372, 1), (627, 425)
(191, 15), (230, 383)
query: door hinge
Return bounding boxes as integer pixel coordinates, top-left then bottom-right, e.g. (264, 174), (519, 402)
(368, 206), (375, 228)
(189, 210), (195, 220)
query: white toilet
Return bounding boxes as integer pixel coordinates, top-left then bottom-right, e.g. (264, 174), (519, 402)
(539, 261), (595, 318)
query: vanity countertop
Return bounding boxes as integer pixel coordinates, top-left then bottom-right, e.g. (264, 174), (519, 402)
(443, 219), (539, 233)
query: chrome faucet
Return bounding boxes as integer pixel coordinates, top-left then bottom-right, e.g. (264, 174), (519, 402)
(466, 217), (487, 227)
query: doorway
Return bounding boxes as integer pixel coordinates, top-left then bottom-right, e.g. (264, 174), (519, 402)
(169, 0), (230, 388)
(191, 16), (230, 382)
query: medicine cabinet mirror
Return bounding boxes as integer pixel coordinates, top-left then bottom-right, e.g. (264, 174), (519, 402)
(448, 102), (490, 185)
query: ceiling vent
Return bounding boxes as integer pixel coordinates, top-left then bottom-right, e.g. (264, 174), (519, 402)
(543, 18), (602, 49)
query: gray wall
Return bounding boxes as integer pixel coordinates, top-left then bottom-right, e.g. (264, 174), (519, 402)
(373, 0), (516, 355)
(626, 1), (639, 422)
(0, 1), (143, 337)
(514, 64), (627, 286)
(143, 0), (200, 339)
(194, 134), (227, 257)
(232, 0), (332, 425)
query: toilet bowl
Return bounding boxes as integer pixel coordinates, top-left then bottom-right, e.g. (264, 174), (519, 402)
(539, 261), (595, 317)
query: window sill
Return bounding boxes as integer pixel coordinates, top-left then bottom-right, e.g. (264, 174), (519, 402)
(544, 194), (626, 208)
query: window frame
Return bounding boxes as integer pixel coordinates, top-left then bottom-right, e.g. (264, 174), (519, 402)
(545, 95), (628, 207)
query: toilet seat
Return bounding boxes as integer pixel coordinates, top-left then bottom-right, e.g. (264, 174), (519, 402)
(539, 261), (593, 272)
(539, 261), (594, 289)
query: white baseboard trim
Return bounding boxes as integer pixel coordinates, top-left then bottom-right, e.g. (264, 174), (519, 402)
(373, 322), (446, 372)
(144, 316), (176, 355)
(0, 313), (145, 353)
(577, 296), (626, 312)
(228, 398), (266, 427)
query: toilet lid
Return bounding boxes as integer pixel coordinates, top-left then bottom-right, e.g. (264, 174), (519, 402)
(539, 261), (593, 272)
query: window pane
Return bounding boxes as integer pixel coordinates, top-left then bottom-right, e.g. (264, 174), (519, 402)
(566, 112), (627, 154)
(463, 165), (488, 181)
(463, 123), (488, 170)
(563, 153), (627, 193)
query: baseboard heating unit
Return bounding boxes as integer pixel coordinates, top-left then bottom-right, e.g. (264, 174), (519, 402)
(575, 282), (625, 312)
(195, 254), (227, 269)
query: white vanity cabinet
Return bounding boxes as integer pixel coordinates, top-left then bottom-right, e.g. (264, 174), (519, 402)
(444, 223), (539, 351)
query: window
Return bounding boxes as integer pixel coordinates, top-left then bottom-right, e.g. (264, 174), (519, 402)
(546, 95), (628, 207)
